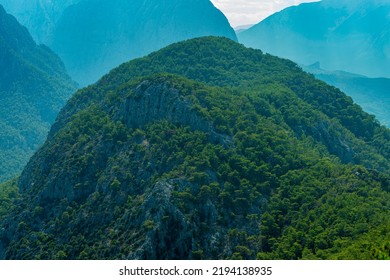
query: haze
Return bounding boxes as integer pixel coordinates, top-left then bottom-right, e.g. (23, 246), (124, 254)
(210, 0), (320, 27)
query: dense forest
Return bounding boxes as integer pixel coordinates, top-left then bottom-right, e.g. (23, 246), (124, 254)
(301, 63), (390, 127)
(238, 0), (390, 129)
(0, 37), (389, 260)
(0, 5), (77, 182)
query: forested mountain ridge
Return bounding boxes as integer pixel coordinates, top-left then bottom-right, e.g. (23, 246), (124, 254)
(0, 5), (77, 182)
(1, 0), (238, 86)
(238, 0), (390, 78)
(302, 62), (390, 127)
(55, 37), (390, 170)
(0, 37), (389, 260)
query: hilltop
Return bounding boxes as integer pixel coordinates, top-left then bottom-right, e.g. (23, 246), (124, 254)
(1, 37), (389, 260)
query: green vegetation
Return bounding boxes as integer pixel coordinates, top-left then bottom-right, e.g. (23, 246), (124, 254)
(0, 179), (18, 221)
(301, 62), (390, 127)
(0, 5), (77, 182)
(1, 37), (389, 260)
(317, 74), (390, 127)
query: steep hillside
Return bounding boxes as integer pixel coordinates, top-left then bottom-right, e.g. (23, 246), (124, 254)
(0, 0), (81, 44)
(1, 0), (237, 86)
(1, 37), (389, 260)
(302, 63), (390, 127)
(52, 0), (237, 85)
(238, 0), (390, 78)
(0, 5), (77, 182)
(0, 179), (18, 221)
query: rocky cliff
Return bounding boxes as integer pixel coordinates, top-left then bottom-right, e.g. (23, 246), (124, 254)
(120, 80), (233, 147)
(1, 37), (389, 260)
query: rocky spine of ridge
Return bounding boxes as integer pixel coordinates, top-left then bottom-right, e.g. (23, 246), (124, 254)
(18, 77), (232, 197)
(120, 80), (233, 147)
(2, 37), (390, 260)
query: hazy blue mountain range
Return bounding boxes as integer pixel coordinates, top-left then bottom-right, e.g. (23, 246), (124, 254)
(234, 24), (254, 34)
(0, 5), (76, 182)
(1, 37), (389, 260)
(302, 62), (390, 127)
(0, 0), (81, 44)
(0, 0), (237, 86)
(238, 0), (390, 78)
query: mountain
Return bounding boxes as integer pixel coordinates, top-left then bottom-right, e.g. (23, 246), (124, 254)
(302, 62), (390, 127)
(234, 24), (255, 34)
(0, 0), (81, 44)
(238, 0), (390, 78)
(0, 5), (77, 182)
(51, 0), (237, 85)
(0, 0), (237, 86)
(1, 37), (389, 260)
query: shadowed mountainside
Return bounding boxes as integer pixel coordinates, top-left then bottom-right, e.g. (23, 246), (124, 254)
(1, 37), (389, 260)
(0, 5), (77, 182)
(238, 0), (390, 78)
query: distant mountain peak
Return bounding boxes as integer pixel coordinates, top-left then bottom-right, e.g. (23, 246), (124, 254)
(1, 0), (237, 86)
(307, 61), (321, 70)
(238, 0), (390, 78)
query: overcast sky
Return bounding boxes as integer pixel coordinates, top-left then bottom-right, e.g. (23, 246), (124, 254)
(210, 0), (320, 28)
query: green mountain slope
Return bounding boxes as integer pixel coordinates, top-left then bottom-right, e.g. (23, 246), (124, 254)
(0, 0), (81, 44)
(1, 37), (389, 260)
(0, 179), (18, 221)
(302, 63), (390, 127)
(0, 5), (77, 182)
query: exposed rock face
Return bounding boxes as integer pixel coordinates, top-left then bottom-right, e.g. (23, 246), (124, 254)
(2, 37), (390, 260)
(5, 74), (242, 260)
(18, 78), (232, 201)
(124, 81), (205, 130)
(129, 177), (222, 259)
(306, 121), (354, 163)
(129, 180), (193, 259)
(121, 81), (233, 147)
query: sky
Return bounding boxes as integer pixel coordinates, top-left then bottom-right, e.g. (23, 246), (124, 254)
(210, 0), (320, 28)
